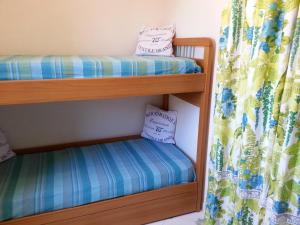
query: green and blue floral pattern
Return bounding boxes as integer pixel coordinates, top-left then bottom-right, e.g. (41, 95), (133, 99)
(205, 1), (300, 224)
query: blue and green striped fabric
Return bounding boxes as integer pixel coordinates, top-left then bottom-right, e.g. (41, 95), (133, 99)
(0, 138), (195, 221)
(0, 56), (201, 80)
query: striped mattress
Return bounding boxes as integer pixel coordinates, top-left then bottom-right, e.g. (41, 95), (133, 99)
(0, 56), (201, 80)
(0, 138), (195, 222)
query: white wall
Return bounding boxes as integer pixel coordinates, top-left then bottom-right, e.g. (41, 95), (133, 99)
(0, 0), (167, 55)
(167, 0), (225, 38)
(0, 96), (162, 149)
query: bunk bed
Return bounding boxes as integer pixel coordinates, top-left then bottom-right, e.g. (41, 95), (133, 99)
(0, 38), (215, 225)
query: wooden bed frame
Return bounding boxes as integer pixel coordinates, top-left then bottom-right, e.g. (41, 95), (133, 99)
(0, 38), (215, 225)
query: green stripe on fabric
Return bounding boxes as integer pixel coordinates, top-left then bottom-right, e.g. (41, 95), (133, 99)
(136, 60), (148, 76)
(101, 57), (113, 77)
(17, 59), (32, 80)
(170, 60), (179, 74)
(62, 57), (74, 78)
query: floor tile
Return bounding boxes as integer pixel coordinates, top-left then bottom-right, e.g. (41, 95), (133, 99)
(147, 212), (204, 225)
(148, 221), (164, 225)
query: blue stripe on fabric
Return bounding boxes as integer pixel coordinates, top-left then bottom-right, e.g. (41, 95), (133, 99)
(0, 57), (14, 80)
(82, 58), (95, 78)
(15, 154), (39, 218)
(187, 59), (201, 73)
(100, 144), (125, 196)
(0, 63), (7, 80)
(152, 143), (195, 182)
(120, 60), (132, 77)
(52, 151), (64, 210)
(80, 146), (101, 202)
(175, 59), (187, 74)
(55, 57), (63, 79)
(126, 141), (163, 188)
(73, 149), (92, 204)
(43, 152), (55, 212)
(41, 57), (54, 79)
(69, 150), (80, 205)
(61, 150), (74, 208)
(30, 58), (43, 80)
(93, 145), (114, 199)
(154, 59), (163, 75)
(118, 142), (147, 191)
(144, 140), (182, 184)
(140, 140), (175, 185)
(104, 143), (133, 195)
(81, 146), (101, 201)
(123, 141), (155, 190)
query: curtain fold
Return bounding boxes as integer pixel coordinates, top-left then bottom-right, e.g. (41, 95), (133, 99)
(205, 0), (300, 224)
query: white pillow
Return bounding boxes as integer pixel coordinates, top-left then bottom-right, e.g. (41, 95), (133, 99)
(135, 25), (175, 56)
(0, 130), (15, 163)
(141, 105), (177, 144)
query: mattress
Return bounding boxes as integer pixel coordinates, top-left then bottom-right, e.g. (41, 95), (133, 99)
(0, 56), (201, 80)
(0, 138), (195, 221)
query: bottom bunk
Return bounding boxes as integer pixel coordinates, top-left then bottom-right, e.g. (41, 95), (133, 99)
(0, 138), (197, 224)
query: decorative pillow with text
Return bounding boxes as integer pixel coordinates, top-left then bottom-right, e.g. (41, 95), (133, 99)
(141, 105), (177, 144)
(135, 25), (175, 56)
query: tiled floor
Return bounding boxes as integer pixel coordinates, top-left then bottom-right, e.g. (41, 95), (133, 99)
(148, 212), (204, 225)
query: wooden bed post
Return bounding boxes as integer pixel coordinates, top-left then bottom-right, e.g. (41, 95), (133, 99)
(162, 94), (169, 110)
(195, 41), (215, 211)
(173, 38), (215, 212)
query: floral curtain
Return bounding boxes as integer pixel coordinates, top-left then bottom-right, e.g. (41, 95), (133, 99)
(205, 0), (300, 224)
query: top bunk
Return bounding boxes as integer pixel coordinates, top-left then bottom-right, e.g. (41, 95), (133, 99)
(0, 38), (214, 106)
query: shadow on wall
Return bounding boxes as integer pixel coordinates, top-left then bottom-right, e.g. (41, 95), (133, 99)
(0, 96), (162, 150)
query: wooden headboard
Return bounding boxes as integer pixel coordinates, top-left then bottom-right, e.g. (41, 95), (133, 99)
(173, 38), (215, 74)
